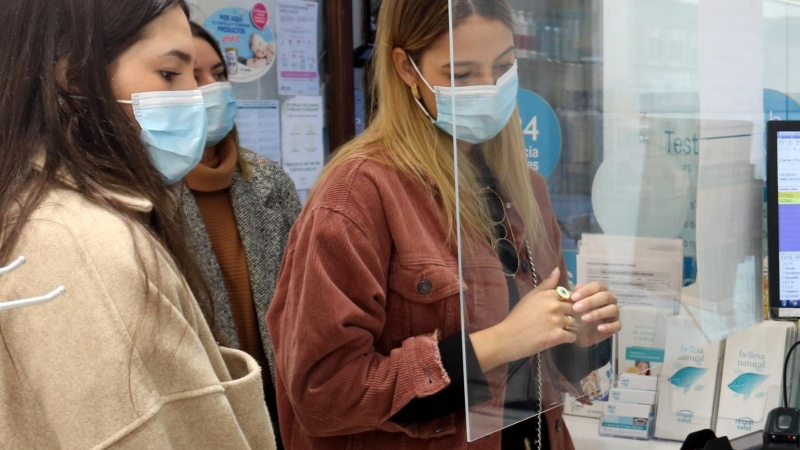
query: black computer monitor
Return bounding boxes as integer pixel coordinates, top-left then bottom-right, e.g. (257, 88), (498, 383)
(768, 120), (800, 319)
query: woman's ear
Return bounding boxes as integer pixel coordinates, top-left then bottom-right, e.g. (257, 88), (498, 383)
(392, 48), (418, 88)
(55, 57), (81, 95)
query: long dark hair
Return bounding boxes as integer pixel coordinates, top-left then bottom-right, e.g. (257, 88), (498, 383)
(0, 1), (214, 327)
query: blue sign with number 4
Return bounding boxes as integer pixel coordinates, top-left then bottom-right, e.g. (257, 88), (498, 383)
(517, 88), (561, 178)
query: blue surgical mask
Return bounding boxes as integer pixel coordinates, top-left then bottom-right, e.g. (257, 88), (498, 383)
(200, 82), (238, 146)
(119, 90), (208, 184)
(410, 58), (519, 144)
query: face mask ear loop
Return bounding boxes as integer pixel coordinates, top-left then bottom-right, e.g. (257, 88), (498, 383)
(407, 55), (436, 123)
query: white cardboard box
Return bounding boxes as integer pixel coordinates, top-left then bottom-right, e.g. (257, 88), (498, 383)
(609, 388), (657, 405)
(604, 401), (653, 418)
(619, 373), (659, 391)
(599, 414), (655, 440)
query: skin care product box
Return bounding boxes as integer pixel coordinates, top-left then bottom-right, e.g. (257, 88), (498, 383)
(599, 414), (655, 440)
(619, 373), (658, 391)
(609, 388), (657, 405)
(604, 401), (653, 418)
(715, 321), (796, 439)
(654, 316), (724, 441)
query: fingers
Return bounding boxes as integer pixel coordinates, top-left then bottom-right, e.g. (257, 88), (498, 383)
(531, 267), (560, 293)
(572, 290), (617, 314)
(578, 304), (619, 324)
(550, 297), (576, 317)
(571, 282), (608, 302)
(558, 328), (578, 344)
(596, 319), (622, 335)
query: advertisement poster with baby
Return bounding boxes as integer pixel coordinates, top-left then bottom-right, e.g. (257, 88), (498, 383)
(204, 4), (276, 83)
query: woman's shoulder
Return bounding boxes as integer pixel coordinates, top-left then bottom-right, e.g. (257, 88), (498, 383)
(17, 185), (183, 301)
(237, 148), (298, 196)
(307, 153), (414, 213)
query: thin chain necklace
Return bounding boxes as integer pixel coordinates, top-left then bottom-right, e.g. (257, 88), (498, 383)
(524, 239), (543, 450)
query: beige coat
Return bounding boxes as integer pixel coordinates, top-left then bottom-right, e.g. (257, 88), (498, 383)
(0, 171), (276, 449)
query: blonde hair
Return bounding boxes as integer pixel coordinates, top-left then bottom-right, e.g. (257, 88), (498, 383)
(316, 0), (547, 252)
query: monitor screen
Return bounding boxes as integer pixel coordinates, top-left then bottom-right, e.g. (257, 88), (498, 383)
(777, 131), (800, 308)
(768, 122), (800, 318)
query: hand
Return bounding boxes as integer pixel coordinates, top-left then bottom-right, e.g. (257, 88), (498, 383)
(570, 282), (621, 348)
(470, 268), (577, 373)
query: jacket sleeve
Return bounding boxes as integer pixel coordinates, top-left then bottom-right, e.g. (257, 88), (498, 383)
(267, 207), (451, 438)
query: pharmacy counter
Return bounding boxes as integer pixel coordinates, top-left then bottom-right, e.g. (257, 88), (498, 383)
(565, 415), (681, 450)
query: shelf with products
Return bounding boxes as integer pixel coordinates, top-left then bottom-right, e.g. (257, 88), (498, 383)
(514, 49), (600, 66)
(508, 0), (603, 253)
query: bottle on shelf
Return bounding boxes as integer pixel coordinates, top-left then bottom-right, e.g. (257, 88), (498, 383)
(552, 20), (562, 63)
(513, 10), (527, 53)
(525, 12), (538, 59)
(540, 23), (552, 61)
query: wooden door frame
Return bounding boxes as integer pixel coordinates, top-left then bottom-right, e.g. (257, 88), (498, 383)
(325, 0), (355, 153)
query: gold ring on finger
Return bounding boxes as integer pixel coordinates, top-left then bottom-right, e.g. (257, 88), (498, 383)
(557, 286), (571, 301)
(564, 315), (580, 332)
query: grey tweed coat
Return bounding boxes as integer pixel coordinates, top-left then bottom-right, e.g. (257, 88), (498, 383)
(177, 150), (301, 381)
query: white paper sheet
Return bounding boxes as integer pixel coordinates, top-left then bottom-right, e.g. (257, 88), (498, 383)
(577, 234), (683, 312)
(235, 99), (281, 164)
(281, 96), (324, 190)
(277, 0), (319, 96)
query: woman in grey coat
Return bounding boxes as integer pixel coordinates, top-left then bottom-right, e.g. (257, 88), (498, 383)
(177, 22), (301, 449)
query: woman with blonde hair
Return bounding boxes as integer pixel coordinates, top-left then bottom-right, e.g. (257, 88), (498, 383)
(267, 0), (621, 448)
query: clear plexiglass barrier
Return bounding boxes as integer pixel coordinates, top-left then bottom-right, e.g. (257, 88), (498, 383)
(432, 0), (800, 442)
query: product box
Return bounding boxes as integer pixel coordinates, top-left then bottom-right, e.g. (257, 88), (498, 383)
(604, 401), (653, 418)
(715, 321), (796, 439)
(609, 388), (657, 405)
(599, 414), (655, 440)
(619, 373), (659, 391)
(617, 306), (673, 377)
(654, 316), (724, 441)
(563, 336), (616, 418)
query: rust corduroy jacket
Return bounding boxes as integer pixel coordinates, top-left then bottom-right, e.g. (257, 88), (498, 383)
(267, 157), (582, 450)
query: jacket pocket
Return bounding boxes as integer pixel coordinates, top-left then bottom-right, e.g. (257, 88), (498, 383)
(219, 347), (276, 450)
(388, 261), (461, 304)
(387, 261), (461, 339)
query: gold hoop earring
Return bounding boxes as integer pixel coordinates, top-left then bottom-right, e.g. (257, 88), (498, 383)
(411, 83), (421, 100)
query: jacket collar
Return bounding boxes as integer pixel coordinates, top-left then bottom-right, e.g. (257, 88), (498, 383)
(32, 153), (154, 213)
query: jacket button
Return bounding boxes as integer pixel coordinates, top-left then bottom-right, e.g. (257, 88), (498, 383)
(418, 280), (432, 294)
(521, 261), (530, 273)
(556, 418), (562, 431)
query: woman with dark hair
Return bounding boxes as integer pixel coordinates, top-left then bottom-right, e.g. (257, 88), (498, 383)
(0, 1), (275, 448)
(180, 22), (301, 448)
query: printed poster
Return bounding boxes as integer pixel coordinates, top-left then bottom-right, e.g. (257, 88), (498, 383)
(281, 96), (324, 189)
(277, 0), (319, 96)
(203, 4), (276, 83)
(235, 100), (281, 164)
